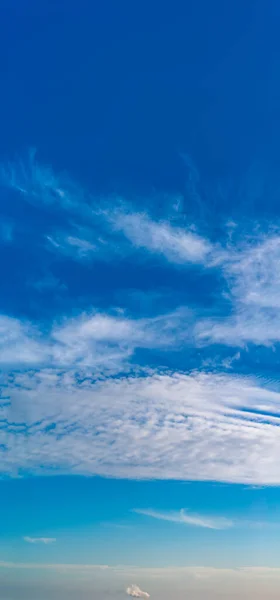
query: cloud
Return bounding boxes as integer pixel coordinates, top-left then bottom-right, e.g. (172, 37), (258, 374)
(46, 230), (101, 260)
(133, 509), (232, 530)
(196, 230), (280, 347)
(111, 210), (212, 265)
(1, 561), (280, 581)
(0, 308), (190, 370)
(2, 152), (218, 267)
(23, 537), (56, 544)
(126, 584), (150, 598)
(1, 149), (86, 216)
(0, 316), (48, 366)
(3, 368), (280, 483)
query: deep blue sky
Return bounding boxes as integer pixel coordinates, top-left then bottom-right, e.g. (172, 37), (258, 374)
(2, 0), (280, 193)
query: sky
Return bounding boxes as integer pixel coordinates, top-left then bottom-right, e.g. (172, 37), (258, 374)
(2, 0), (280, 598)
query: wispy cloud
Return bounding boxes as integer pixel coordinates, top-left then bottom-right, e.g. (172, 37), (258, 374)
(0, 308), (190, 370)
(2, 153), (216, 266)
(1, 149), (85, 215)
(111, 210), (212, 265)
(23, 537), (56, 544)
(133, 508), (232, 530)
(46, 230), (101, 260)
(196, 230), (280, 347)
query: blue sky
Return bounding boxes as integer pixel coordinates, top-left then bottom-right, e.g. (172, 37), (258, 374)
(2, 0), (280, 598)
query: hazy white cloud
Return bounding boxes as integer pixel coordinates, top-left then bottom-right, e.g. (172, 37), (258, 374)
(1, 561), (280, 580)
(133, 508), (232, 530)
(127, 584), (150, 598)
(23, 537), (56, 544)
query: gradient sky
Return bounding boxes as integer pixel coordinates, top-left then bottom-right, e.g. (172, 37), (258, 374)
(2, 0), (280, 598)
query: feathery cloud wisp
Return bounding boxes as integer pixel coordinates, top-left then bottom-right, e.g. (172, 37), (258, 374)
(133, 509), (232, 530)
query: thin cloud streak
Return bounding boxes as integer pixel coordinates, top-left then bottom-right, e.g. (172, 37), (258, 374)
(23, 537), (56, 544)
(134, 508), (233, 530)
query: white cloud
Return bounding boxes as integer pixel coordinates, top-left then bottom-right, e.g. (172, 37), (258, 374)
(127, 584), (150, 598)
(0, 308), (190, 370)
(133, 508), (232, 530)
(2, 153), (216, 267)
(23, 537), (56, 544)
(3, 369), (280, 483)
(229, 234), (280, 309)
(111, 210), (212, 264)
(196, 230), (280, 347)
(0, 316), (48, 366)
